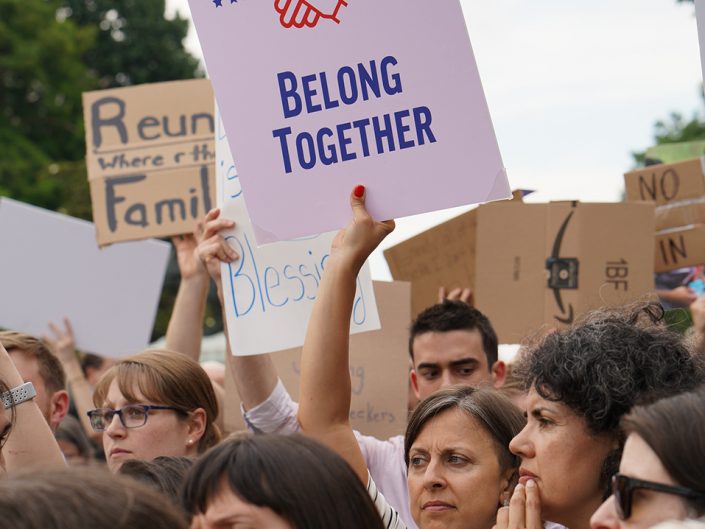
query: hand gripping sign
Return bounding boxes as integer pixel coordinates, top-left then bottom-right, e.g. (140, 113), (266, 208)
(274, 0), (348, 28)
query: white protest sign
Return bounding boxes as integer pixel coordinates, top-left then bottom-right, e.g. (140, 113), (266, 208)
(189, 0), (510, 244)
(215, 111), (381, 356)
(0, 198), (170, 357)
(697, 0), (705, 86)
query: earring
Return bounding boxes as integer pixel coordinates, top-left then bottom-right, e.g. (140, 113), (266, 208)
(187, 439), (193, 446)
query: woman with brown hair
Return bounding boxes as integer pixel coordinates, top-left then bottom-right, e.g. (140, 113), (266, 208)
(88, 350), (220, 472)
(590, 387), (705, 529)
(294, 186), (525, 529)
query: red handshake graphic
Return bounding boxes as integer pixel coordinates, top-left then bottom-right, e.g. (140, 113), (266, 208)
(274, 0), (348, 28)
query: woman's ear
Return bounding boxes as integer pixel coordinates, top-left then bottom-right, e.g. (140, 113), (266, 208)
(499, 467), (519, 506)
(186, 408), (207, 444)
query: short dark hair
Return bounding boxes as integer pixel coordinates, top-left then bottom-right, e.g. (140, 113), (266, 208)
(182, 434), (386, 529)
(622, 386), (705, 516)
(409, 300), (498, 367)
(0, 331), (66, 393)
(0, 467), (189, 529)
(517, 302), (705, 493)
(405, 385), (525, 473)
(80, 353), (106, 377)
(119, 456), (194, 506)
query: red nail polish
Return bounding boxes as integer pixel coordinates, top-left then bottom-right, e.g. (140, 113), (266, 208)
(353, 185), (365, 198)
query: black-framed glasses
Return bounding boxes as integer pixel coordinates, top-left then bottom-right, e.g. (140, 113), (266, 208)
(612, 473), (705, 520)
(86, 404), (181, 432)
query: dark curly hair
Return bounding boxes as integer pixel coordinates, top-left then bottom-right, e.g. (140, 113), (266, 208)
(517, 302), (705, 494)
(409, 300), (498, 366)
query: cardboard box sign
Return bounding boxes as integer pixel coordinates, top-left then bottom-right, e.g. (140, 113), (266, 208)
(384, 190), (529, 317)
(655, 197), (705, 231)
(624, 158), (705, 206)
(474, 202), (655, 344)
(655, 225), (705, 272)
(82, 79), (216, 246)
(224, 281), (411, 439)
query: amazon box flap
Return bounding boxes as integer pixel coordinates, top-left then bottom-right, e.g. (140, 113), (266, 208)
(384, 190), (530, 317)
(474, 202), (655, 343)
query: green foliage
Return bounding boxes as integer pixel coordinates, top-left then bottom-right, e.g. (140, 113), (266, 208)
(61, 0), (201, 88)
(632, 109), (705, 165)
(0, 0), (96, 160)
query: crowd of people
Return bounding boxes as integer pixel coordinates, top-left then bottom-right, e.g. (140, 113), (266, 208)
(1, 186), (705, 529)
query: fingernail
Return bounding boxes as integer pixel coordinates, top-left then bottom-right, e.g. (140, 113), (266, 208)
(526, 479), (535, 488)
(515, 483), (524, 491)
(353, 185), (365, 198)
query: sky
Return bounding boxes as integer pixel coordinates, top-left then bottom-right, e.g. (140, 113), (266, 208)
(165, 0), (704, 280)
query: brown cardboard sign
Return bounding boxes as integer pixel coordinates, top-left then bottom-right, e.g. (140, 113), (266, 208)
(655, 225), (705, 272)
(384, 190), (529, 317)
(624, 158), (705, 206)
(83, 79), (216, 245)
(384, 210), (477, 318)
(655, 197), (705, 231)
(224, 280), (411, 439)
(474, 202), (655, 343)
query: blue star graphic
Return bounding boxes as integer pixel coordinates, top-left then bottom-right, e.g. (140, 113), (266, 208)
(213, 0), (223, 6)
(230, 0), (237, 3)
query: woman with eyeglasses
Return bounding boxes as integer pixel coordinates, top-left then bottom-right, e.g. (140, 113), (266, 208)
(495, 306), (704, 529)
(590, 387), (705, 529)
(88, 350), (220, 472)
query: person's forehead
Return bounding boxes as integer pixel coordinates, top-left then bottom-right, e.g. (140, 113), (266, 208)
(619, 433), (674, 484)
(104, 377), (147, 406)
(412, 329), (488, 363)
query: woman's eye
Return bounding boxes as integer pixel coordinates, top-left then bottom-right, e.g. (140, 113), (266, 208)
(537, 417), (553, 429)
(447, 454), (466, 465)
(409, 456), (426, 467)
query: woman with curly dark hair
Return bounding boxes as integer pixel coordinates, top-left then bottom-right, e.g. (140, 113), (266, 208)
(495, 304), (704, 529)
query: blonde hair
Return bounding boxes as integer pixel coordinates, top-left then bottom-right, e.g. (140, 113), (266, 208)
(93, 350), (220, 453)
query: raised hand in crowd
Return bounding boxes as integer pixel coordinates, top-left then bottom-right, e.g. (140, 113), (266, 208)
(194, 208), (280, 413)
(0, 341), (65, 473)
(196, 207), (238, 288)
(165, 224), (211, 362)
(656, 285), (697, 308)
(689, 295), (705, 356)
(45, 318), (98, 442)
(298, 184), (394, 483)
(438, 285), (474, 305)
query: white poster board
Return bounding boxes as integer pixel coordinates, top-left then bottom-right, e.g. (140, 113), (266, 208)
(0, 198), (170, 357)
(215, 110), (381, 356)
(189, 0), (510, 244)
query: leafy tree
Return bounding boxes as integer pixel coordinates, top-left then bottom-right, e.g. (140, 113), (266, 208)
(0, 0), (96, 212)
(61, 0), (200, 88)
